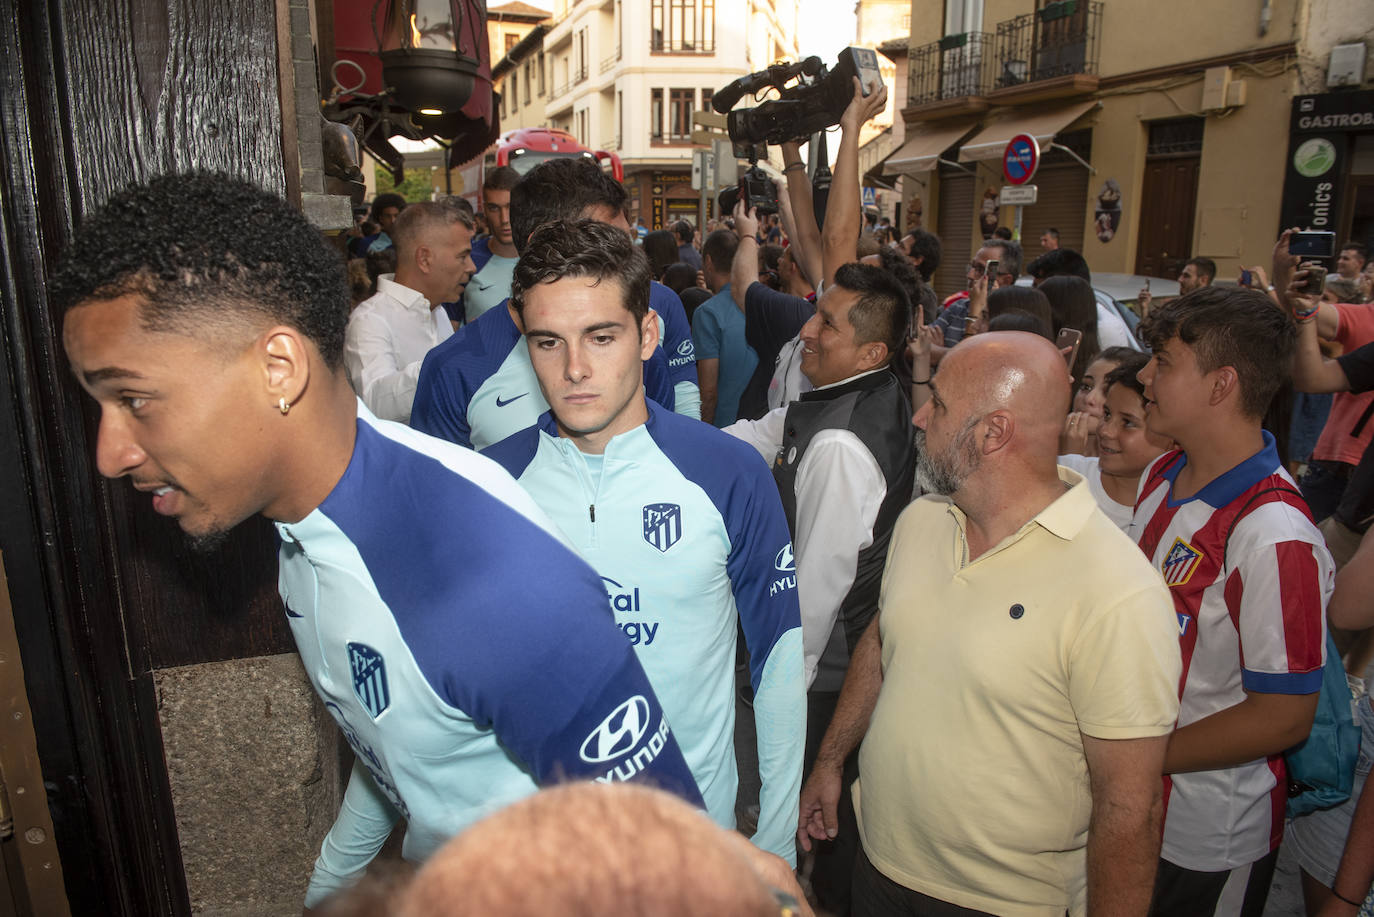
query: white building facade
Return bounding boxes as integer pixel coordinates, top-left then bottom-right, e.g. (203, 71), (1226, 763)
(538, 0), (801, 228)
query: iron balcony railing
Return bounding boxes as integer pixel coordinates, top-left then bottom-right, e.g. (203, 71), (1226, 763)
(574, 63), (589, 84)
(992, 0), (1103, 89)
(650, 35), (715, 54)
(906, 31), (995, 106)
(599, 45), (621, 73)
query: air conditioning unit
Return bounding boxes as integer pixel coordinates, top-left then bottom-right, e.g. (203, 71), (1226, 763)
(1202, 66), (1232, 111)
(1328, 43), (1367, 88)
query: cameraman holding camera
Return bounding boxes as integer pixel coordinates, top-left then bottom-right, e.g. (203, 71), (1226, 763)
(724, 75), (916, 916)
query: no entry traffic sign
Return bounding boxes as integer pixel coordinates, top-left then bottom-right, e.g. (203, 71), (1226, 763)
(1003, 134), (1040, 185)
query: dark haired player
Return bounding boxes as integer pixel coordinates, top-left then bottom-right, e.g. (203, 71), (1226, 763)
(53, 172), (701, 910)
(411, 157), (700, 450)
(1129, 286), (1333, 916)
(484, 219), (804, 863)
(458, 165), (522, 324)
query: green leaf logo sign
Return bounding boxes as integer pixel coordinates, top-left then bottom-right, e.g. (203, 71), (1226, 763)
(1293, 138), (1337, 179)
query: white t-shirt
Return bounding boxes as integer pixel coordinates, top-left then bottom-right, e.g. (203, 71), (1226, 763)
(1056, 454), (1132, 529)
(1094, 293), (1143, 352)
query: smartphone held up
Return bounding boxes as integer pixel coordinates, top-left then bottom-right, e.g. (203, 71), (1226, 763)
(1057, 328), (1083, 373)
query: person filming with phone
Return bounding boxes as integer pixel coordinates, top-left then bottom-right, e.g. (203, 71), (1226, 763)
(1138, 257), (1215, 318)
(930, 241), (1021, 348)
(1273, 228), (1374, 524)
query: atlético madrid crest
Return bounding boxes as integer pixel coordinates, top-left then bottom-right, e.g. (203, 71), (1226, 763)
(347, 642), (391, 719)
(642, 503), (682, 553)
(1161, 537), (1204, 587)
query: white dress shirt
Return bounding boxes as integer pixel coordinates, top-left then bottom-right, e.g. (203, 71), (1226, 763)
(344, 275), (453, 423)
(1094, 292), (1144, 351)
(725, 370), (887, 687)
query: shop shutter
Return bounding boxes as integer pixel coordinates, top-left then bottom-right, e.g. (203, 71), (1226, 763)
(933, 169), (975, 302)
(1018, 162), (1090, 260)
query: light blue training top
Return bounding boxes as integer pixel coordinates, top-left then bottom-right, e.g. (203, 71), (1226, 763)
(282, 402), (702, 906)
(483, 400), (805, 862)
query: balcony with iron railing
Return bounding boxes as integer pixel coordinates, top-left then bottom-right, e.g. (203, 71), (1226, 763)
(599, 45), (621, 74)
(904, 31), (995, 120)
(650, 33), (715, 54)
(988, 0), (1103, 103)
(548, 70), (585, 115)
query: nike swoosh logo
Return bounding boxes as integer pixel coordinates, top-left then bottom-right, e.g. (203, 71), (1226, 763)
(495, 393), (528, 407)
(285, 605), (303, 619)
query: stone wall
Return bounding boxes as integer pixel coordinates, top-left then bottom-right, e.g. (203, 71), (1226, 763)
(156, 654), (340, 916)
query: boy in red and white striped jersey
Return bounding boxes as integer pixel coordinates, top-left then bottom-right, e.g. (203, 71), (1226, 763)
(1129, 285), (1335, 917)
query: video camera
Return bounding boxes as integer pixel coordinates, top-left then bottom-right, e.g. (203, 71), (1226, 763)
(717, 164), (779, 218)
(712, 47), (882, 218)
(712, 47), (883, 148)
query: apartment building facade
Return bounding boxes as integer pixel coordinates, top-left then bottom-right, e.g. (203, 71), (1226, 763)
(882, 0), (1374, 299)
(494, 0), (801, 228)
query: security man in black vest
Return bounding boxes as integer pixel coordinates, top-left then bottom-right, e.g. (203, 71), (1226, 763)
(725, 261), (916, 911)
(724, 74), (908, 912)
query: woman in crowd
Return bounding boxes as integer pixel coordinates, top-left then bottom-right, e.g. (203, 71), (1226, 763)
(641, 229), (680, 282)
(985, 286), (1053, 339)
(1059, 340), (1133, 456)
(1040, 274), (1101, 385)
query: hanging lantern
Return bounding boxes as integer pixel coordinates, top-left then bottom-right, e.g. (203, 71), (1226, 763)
(379, 0), (480, 115)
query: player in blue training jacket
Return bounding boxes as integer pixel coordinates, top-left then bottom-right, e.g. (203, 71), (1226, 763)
(483, 219), (805, 864)
(52, 173), (703, 910)
(411, 157), (699, 450)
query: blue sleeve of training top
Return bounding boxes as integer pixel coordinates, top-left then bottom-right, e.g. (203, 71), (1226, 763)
(717, 447), (804, 862)
(414, 546), (704, 802)
(652, 282), (700, 419)
(412, 335), (475, 447)
(304, 758), (400, 907)
(643, 349), (678, 413)
(649, 415), (805, 862)
(479, 421), (541, 478)
(323, 424), (704, 806)
(457, 237), (494, 310)
(412, 304), (516, 447)
(653, 281), (698, 386)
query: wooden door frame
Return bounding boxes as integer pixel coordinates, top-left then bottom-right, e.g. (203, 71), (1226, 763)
(1337, 173), (1374, 248)
(0, 4), (191, 913)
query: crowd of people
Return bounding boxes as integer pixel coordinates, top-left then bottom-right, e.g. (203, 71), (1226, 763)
(46, 72), (1374, 917)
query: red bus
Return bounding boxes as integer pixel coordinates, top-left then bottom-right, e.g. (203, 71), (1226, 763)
(486, 127), (623, 181)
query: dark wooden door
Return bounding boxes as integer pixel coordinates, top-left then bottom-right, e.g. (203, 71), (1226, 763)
(1134, 155), (1201, 279)
(0, 1), (296, 913)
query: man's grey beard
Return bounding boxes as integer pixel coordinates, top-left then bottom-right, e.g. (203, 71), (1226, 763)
(913, 422), (981, 496)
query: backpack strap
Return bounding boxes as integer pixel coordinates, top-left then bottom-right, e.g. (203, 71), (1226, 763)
(1221, 485), (1308, 575)
(1350, 399), (1374, 439)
